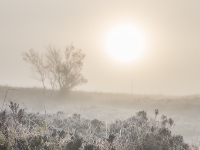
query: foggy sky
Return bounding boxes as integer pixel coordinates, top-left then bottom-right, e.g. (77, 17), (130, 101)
(1, 0), (200, 95)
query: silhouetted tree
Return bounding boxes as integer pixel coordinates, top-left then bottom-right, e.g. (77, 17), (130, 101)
(22, 44), (87, 97)
(22, 49), (46, 94)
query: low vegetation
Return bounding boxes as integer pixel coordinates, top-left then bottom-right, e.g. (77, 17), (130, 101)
(0, 101), (197, 150)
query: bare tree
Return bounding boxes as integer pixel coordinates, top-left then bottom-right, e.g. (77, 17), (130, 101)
(46, 44), (87, 96)
(22, 44), (87, 97)
(22, 49), (46, 94)
(45, 45), (62, 95)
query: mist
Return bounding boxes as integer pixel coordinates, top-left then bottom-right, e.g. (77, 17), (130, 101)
(1, 0), (200, 148)
(1, 1), (200, 95)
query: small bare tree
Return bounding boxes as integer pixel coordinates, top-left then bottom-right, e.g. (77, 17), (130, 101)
(22, 49), (46, 94)
(22, 44), (87, 97)
(45, 45), (62, 95)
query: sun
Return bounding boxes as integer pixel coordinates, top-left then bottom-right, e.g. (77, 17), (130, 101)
(106, 24), (145, 63)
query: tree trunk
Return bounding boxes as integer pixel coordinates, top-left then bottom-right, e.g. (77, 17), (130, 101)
(58, 87), (70, 100)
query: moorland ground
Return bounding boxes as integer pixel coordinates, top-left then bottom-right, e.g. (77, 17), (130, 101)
(0, 85), (200, 144)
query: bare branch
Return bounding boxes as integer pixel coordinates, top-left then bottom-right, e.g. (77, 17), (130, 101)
(22, 49), (46, 90)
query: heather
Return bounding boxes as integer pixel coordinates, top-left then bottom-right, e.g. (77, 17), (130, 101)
(0, 101), (197, 150)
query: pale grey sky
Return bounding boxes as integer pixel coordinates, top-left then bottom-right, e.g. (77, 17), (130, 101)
(1, 0), (200, 95)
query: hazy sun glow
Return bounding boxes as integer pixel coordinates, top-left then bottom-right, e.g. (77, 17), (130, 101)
(106, 24), (145, 63)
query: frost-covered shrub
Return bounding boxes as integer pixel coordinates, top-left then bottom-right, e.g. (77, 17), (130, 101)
(0, 102), (196, 150)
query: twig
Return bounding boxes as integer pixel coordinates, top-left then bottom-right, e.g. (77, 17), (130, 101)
(1, 89), (15, 111)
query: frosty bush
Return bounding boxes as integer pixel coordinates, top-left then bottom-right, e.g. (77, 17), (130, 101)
(0, 102), (197, 150)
